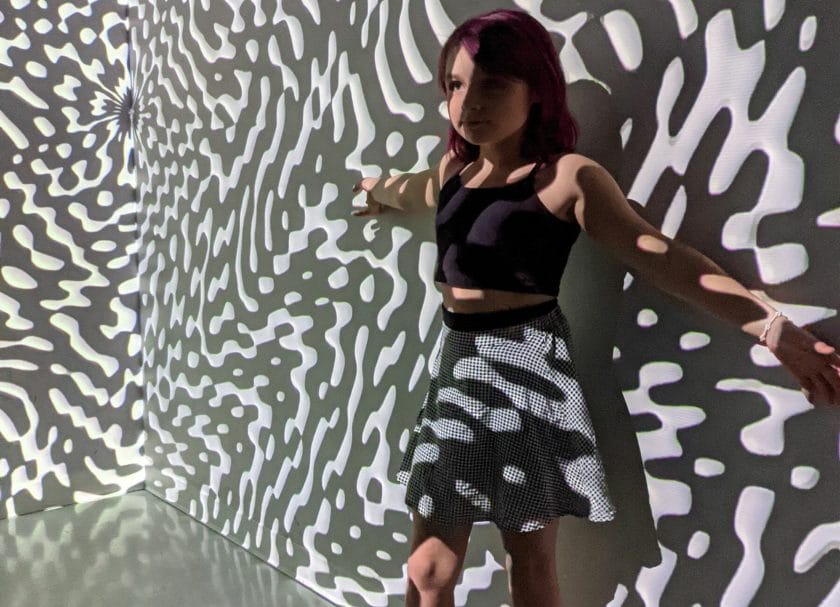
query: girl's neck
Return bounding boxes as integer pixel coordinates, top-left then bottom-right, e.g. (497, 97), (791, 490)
(473, 153), (534, 173)
(473, 118), (532, 172)
(475, 133), (532, 172)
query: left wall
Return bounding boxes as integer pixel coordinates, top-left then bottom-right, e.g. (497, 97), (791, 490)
(0, 0), (144, 520)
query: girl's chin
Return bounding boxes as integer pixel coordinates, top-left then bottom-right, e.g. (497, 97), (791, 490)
(456, 125), (512, 146)
(457, 131), (488, 145)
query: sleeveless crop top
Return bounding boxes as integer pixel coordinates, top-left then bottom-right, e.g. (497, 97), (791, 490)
(434, 162), (580, 295)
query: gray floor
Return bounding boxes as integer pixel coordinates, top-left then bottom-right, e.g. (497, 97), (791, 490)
(0, 490), (337, 607)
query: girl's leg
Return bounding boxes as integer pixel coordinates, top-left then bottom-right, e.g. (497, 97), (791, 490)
(500, 518), (563, 607)
(405, 508), (473, 607)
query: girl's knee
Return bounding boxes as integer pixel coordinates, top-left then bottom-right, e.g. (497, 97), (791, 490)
(407, 548), (462, 593)
(406, 509), (472, 592)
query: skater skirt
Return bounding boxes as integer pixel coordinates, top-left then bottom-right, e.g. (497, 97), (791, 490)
(397, 299), (616, 532)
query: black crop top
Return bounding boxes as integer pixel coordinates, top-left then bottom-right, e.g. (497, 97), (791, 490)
(434, 162), (580, 295)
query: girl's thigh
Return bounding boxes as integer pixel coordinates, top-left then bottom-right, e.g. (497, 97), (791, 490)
(500, 517), (559, 572)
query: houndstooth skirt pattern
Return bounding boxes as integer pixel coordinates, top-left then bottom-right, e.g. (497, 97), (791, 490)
(397, 301), (616, 532)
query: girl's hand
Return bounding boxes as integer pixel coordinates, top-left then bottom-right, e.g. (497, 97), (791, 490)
(766, 319), (840, 406)
(351, 178), (388, 216)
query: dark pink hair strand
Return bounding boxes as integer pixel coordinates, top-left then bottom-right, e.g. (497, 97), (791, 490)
(437, 9), (578, 163)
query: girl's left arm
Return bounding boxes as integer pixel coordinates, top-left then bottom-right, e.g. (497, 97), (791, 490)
(568, 157), (840, 407)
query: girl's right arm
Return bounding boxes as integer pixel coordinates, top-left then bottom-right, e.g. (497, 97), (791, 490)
(351, 151), (460, 216)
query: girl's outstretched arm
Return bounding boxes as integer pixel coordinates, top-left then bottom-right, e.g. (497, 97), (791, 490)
(351, 151), (460, 215)
(565, 155), (840, 407)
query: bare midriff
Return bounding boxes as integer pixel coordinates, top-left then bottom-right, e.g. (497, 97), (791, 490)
(435, 281), (555, 313)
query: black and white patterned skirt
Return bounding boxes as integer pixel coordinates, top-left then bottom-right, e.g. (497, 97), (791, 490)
(397, 299), (616, 532)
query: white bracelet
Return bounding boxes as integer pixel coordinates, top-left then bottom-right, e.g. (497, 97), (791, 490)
(759, 311), (785, 344)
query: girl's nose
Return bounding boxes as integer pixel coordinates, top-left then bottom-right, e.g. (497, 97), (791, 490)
(463, 96), (483, 111)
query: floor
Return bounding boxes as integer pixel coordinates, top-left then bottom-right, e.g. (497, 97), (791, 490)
(0, 490), (337, 607)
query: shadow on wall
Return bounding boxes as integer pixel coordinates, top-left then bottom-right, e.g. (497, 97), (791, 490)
(547, 80), (661, 606)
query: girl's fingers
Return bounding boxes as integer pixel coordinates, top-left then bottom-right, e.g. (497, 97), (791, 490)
(366, 192), (385, 213)
(351, 203), (386, 217)
(820, 368), (840, 405)
(780, 332), (840, 405)
(355, 177), (375, 192)
(351, 178), (379, 217)
(813, 372), (834, 406)
(806, 343), (840, 405)
(801, 368), (835, 406)
(799, 376), (815, 403)
(352, 178), (384, 219)
(813, 341), (836, 356)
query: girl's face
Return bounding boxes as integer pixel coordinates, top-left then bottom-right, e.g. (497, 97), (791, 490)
(445, 45), (533, 153)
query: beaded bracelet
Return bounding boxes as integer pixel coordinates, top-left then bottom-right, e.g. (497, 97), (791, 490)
(759, 310), (786, 344)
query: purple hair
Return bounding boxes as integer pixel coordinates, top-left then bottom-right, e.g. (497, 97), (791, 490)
(437, 9), (578, 163)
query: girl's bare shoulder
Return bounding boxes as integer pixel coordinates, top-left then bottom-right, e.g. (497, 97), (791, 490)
(533, 152), (600, 221)
(539, 152), (601, 181)
(438, 149), (467, 186)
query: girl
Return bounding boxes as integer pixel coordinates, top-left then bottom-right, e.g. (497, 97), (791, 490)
(351, 9), (839, 607)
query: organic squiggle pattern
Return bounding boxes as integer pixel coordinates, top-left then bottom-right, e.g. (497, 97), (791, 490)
(1, 1), (837, 606)
(0, 0), (143, 525)
(133, 1), (838, 605)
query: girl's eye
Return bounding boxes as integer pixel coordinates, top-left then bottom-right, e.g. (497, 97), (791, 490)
(447, 81), (461, 91)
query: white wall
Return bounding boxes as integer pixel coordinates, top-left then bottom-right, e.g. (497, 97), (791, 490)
(0, 0), (144, 520)
(2, 1), (836, 605)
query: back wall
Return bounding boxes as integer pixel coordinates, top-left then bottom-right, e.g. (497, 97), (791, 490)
(134, 1), (839, 605)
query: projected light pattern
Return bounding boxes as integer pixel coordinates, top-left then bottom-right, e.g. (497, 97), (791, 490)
(133, 1), (839, 604)
(0, 0), (143, 520)
(1, 0), (837, 606)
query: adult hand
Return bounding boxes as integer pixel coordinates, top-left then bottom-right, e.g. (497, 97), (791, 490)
(351, 178), (388, 216)
(766, 319), (840, 406)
